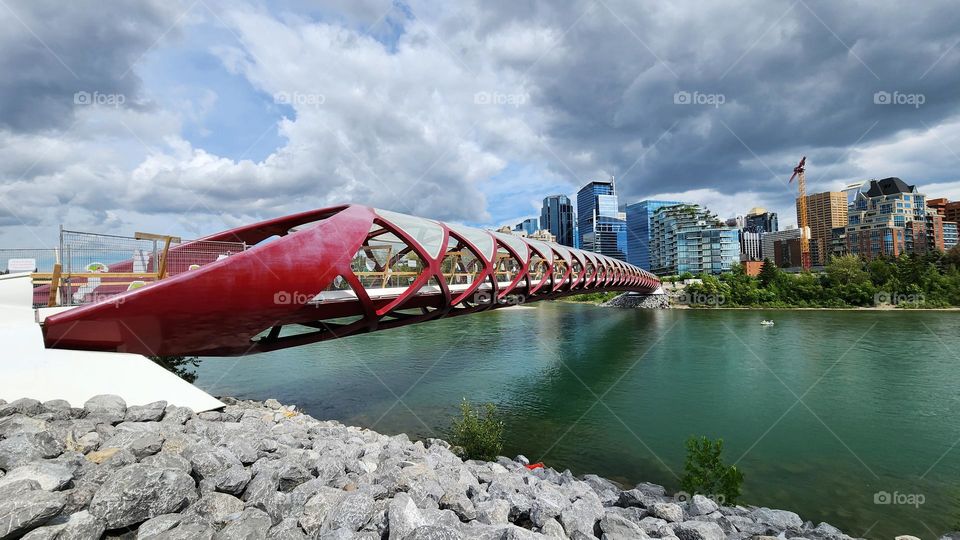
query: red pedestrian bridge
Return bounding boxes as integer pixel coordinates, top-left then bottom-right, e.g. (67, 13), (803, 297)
(37, 205), (659, 356)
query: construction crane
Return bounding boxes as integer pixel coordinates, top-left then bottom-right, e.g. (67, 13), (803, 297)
(789, 156), (811, 270)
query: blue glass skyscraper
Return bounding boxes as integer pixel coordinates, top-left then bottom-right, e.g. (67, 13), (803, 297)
(514, 218), (539, 235)
(744, 210), (778, 234)
(576, 179), (615, 249)
(539, 195), (574, 246)
(625, 200), (683, 270)
(576, 179), (626, 260)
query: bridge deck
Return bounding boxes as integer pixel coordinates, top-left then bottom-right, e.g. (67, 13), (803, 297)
(39, 205), (659, 356)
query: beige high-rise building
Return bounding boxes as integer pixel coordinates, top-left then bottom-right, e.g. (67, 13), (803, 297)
(796, 191), (847, 266)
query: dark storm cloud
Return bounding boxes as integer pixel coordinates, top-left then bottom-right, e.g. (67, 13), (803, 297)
(0, 0), (183, 131)
(458, 0), (960, 204)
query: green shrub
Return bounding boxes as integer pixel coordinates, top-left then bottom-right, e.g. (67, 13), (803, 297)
(149, 355), (201, 383)
(561, 291), (621, 304)
(449, 399), (505, 461)
(680, 435), (744, 505)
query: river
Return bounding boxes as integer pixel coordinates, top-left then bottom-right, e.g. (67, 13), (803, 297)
(194, 303), (960, 538)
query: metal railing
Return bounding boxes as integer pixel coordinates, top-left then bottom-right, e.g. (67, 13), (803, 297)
(0, 249), (59, 274)
(29, 229), (247, 308)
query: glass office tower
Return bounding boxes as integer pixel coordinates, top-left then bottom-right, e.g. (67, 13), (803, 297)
(539, 195), (575, 247)
(626, 200), (683, 270)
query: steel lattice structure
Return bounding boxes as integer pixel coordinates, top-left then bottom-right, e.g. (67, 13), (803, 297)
(43, 205), (660, 356)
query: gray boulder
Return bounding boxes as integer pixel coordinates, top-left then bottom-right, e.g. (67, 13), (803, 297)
(540, 518), (567, 539)
(150, 522), (215, 539)
(162, 406), (194, 425)
(388, 492), (426, 540)
(254, 490), (297, 525)
(103, 432), (165, 459)
(688, 495), (719, 517)
(61, 483), (98, 516)
(276, 459), (313, 492)
(217, 507), (273, 539)
(83, 395), (127, 424)
(618, 488), (658, 508)
(126, 401), (168, 422)
(405, 525), (464, 540)
(637, 516), (671, 535)
(675, 520), (725, 540)
(475, 499), (510, 526)
(183, 444), (243, 479)
(0, 489), (65, 539)
(88, 464), (196, 528)
(650, 502), (684, 523)
(136, 513), (183, 539)
(268, 519), (308, 539)
(599, 512), (649, 539)
(0, 462), (74, 491)
(748, 507), (803, 529)
(141, 452), (193, 474)
(182, 492), (244, 527)
(811, 522), (845, 538)
(0, 479), (43, 498)
(559, 496), (603, 538)
(21, 510), (106, 540)
(439, 490), (476, 522)
(0, 398), (45, 418)
(215, 466), (252, 496)
(0, 432), (63, 469)
(243, 467), (280, 505)
(0, 414), (48, 438)
(633, 482), (668, 498)
(223, 439), (259, 465)
(326, 492), (376, 532)
(528, 481), (568, 527)
(42, 400), (72, 411)
(298, 488), (343, 535)
(582, 474), (621, 506)
(69, 432), (101, 454)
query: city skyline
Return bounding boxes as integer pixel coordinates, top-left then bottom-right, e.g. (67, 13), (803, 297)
(498, 175), (953, 232)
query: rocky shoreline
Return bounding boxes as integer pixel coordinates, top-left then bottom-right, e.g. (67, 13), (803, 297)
(601, 293), (670, 309)
(0, 395), (868, 539)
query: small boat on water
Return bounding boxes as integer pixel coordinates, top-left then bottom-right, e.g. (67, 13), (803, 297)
(760, 320), (775, 326)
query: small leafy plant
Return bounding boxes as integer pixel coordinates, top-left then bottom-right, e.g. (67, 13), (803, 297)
(680, 435), (744, 505)
(449, 399), (505, 461)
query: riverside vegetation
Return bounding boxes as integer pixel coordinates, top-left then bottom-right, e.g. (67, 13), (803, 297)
(449, 400), (505, 462)
(676, 247), (960, 308)
(0, 394), (874, 539)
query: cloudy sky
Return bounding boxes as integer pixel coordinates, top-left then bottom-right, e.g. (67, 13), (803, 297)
(2, 0), (960, 247)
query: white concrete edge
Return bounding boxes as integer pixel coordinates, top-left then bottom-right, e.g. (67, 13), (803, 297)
(0, 273), (223, 412)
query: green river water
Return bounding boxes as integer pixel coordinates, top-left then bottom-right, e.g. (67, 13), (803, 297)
(195, 304), (960, 538)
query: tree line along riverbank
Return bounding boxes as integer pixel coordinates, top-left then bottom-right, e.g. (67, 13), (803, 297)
(566, 248), (960, 309)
